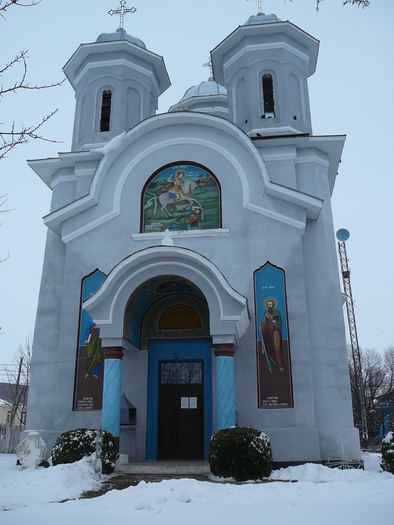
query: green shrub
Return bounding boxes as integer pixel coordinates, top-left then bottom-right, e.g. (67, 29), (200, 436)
(208, 426), (273, 481)
(51, 428), (119, 475)
(381, 431), (394, 474)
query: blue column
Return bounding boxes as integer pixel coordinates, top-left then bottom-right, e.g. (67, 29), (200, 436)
(214, 345), (235, 430)
(102, 347), (124, 452)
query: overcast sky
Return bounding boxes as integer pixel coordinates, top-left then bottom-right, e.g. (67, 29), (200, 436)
(0, 0), (393, 367)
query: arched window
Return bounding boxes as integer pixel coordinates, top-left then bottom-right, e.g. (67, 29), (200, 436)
(159, 304), (201, 330)
(100, 90), (112, 132)
(262, 74), (275, 119)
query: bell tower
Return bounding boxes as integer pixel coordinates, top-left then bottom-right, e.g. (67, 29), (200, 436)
(211, 13), (319, 137)
(64, 28), (170, 151)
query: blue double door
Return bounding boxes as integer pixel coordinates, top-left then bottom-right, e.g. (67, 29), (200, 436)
(146, 339), (213, 460)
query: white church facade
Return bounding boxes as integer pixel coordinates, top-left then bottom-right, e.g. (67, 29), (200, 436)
(26, 11), (361, 465)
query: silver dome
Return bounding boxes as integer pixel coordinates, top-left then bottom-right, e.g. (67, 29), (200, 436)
(180, 77), (227, 102)
(243, 13), (281, 26)
(96, 28), (146, 49)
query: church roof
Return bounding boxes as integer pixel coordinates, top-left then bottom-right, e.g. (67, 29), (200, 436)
(0, 383), (28, 406)
(180, 77), (227, 102)
(243, 12), (281, 26)
(96, 27), (146, 49)
(63, 31), (170, 94)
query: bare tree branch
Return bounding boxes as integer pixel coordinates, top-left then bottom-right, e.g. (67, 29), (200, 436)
(316, 0), (370, 11)
(0, 1), (42, 17)
(0, 194), (14, 213)
(348, 346), (394, 441)
(0, 195), (12, 262)
(0, 50), (65, 96)
(0, 252), (9, 263)
(0, 109), (60, 160)
(285, 0), (371, 11)
(0, 1), (64, 158)
(343, 0), (370, 7)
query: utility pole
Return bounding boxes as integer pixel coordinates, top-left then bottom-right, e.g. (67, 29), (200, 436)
(9, 356), (23, 428)
(336, 229), (368, 442)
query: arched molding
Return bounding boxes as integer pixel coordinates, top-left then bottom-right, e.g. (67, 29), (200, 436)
(42, 112), (323, 241)
(84, 112), (272, 224)
(83, 245), (249, 347)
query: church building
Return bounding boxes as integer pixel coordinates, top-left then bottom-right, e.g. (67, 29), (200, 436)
(26, 9), (361, 465)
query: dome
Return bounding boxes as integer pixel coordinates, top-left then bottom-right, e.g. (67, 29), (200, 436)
(169, 77), (228, 118)
(96, 28), (146, 49)
(243, 13), (281, 26)
(180, 77), (227, 102)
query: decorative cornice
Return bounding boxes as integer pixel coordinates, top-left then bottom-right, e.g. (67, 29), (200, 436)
(223, 42), (309, 78)
(73, 58), (161, 98)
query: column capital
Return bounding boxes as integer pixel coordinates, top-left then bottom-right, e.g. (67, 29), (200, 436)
(103, 346), (124, 360)
(213, 343), (235, 358)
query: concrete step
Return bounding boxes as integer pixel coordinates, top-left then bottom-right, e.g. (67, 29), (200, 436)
(120, 460), (211, 475)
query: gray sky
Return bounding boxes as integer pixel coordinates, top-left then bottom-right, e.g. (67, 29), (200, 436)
(1, 0), (393, 366)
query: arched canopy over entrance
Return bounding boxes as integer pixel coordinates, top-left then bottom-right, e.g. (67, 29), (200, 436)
(123, 275), (210, 349)
(83, 246), (249, 348)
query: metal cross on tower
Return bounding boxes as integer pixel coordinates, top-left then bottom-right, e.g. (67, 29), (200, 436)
(202, 59), (213, 78)
(108, 1), (137, 30)
(247, 0), (263, 14)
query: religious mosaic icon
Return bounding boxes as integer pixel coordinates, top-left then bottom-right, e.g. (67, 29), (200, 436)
(142, 163), (221, 233)
(73, 269), (106, 411)
(254, 262), (294, 409)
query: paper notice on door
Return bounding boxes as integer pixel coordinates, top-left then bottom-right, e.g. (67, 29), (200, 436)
(181, 397), (189, 409)
(189, 397), (197, 409)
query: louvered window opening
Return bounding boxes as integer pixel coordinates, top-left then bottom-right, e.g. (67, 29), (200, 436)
(100, 90), (112, 132)
(262, 75), (275, 118)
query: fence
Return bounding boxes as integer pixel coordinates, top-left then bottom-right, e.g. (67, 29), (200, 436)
(0, 424), (23, 454)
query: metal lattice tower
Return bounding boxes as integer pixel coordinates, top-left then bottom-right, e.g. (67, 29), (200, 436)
(337, 239), (368, 441)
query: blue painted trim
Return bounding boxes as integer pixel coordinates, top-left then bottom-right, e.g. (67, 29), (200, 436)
(215, 356), (235, 430)
(146, 339), (213, 460)
(102, 359), (122, 437)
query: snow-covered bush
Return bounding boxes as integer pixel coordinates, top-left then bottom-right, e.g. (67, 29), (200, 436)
(208, 426), (273, 481)
(51, 428), (118, 475)
(381, 431), (394, 474)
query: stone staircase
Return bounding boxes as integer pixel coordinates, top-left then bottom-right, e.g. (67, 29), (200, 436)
(119, 460), (211, 477)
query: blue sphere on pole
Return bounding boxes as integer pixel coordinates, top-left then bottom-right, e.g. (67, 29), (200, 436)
(336, 228), (350, 242)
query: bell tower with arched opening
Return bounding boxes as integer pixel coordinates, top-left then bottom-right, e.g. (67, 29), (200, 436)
(64, 28), (170, 151)
(211, 13), (318, 137)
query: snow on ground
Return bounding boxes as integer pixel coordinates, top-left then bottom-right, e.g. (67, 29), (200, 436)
(1, 452), (393, 525)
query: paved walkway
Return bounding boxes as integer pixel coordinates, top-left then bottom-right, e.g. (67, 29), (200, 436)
(80, 461), (290, 499)
(81, 462), (212, 498)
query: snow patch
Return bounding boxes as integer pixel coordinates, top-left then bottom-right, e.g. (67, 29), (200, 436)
(0, 452), (393, 524)
(90, 132), (126, 156)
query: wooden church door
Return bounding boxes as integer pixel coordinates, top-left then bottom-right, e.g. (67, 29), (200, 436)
(157, 360), (204, 460)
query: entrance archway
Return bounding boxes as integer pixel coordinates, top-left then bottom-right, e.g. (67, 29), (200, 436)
(123, 275), (212, 459)
(83, 246), (249, 460)
(83, 246), (249, 347)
